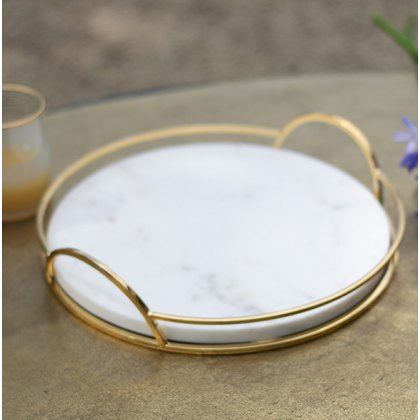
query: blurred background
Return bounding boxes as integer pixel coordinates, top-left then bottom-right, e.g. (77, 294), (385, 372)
(3, 0), (417, 109)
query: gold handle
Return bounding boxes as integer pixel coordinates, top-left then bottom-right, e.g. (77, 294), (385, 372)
(274, 113), (382, 201)
(45, 247), (167, 347)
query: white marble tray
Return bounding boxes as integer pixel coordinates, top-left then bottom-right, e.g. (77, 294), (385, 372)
(47, 142), (390, 344)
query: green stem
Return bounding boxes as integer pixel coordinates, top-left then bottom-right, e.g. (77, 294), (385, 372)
(372, 15), (418, 66)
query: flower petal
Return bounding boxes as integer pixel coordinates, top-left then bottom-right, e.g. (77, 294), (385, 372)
(393, 131), (411, 142)
(400, 151), (418, 172)
(402, 116), (418, 136)
(406, 140), (417, 154)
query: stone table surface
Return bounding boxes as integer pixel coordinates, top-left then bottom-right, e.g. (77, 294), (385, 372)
(3, 74), (417, 419)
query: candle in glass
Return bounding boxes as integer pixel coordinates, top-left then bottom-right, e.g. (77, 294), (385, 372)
(3, 84), (50, 222)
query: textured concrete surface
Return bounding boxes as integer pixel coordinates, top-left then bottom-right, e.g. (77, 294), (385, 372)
(3, 74), (417, 419)
(3, 0), (417, 108)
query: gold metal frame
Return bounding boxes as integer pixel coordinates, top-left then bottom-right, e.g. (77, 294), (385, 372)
(3, 83), (46, 130)
(37, 113), (405, 355)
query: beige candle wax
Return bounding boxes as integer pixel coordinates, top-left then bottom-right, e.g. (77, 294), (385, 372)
(2, 147), (50, 221)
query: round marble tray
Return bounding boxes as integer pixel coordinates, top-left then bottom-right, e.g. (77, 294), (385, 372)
(47, 141), (391, 344)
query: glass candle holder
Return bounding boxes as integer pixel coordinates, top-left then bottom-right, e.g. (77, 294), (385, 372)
(3, 84), (50, 222)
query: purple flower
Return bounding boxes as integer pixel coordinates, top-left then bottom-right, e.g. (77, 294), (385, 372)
(393, 116), (418, 172)
(400, 151), (418, 171)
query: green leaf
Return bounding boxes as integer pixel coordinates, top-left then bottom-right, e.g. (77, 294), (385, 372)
(372, 14), (418, 67)
(403, 16), (417, 42)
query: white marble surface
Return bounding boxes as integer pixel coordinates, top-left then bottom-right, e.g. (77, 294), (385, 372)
(48, 142), (390, 343)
